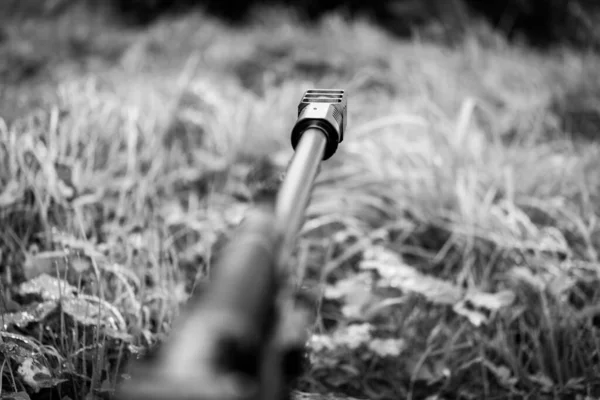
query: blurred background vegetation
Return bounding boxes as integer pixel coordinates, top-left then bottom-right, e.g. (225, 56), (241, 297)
(4, 0), (594, 49)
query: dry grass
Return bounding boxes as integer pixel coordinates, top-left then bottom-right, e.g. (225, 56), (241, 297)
(1, 3), (600, 399)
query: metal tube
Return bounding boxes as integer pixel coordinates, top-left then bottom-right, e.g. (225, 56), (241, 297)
(275, 127), (327, 273)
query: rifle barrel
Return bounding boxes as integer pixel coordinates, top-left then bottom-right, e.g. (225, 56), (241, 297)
(275, 127), (327, 274)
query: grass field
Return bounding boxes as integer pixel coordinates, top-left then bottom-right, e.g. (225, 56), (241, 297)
(1, 3), (600, 399)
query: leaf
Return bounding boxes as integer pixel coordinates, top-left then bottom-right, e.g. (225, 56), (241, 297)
(17, 358), (65, 393)
(326, 273), (374, 319)
(565, 377), (585, 390)
(309, 334), (336, 352)
(547, 274), (575, 300)
(480, 359), (517, 388)
(23, 246), (101, 284)
(529, 373), (554, 391)
(324, 274), (370, 300)
(309, 325), (375, 355)
(18, 274), (78, 301)
(0, 180), (21, 207)
(453, 290), (515, 327)
(331, 324), (373, 350)
(1, 301), (58, 330)
(0, 392), (31, 400)
(508, 266), (545, 291)
(367, 338), (406, 357)
(361, 247), (463, 305)
(453, 303), (487, 327)
(405, 355), (449, 384)
(0, 332), (44, 362)
(464, 290), (516, 311)
(60, 296), (128, 336)
(0, 342), (35, 364)
(23, 251), (70, 280)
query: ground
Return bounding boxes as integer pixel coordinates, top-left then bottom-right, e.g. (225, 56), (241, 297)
(1, 2), (600, 400)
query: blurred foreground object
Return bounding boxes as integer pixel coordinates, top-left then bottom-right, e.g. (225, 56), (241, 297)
(115, 89), (347, 400)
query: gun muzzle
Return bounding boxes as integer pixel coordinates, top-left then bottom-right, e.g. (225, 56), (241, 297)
(291, 89), (347, 161)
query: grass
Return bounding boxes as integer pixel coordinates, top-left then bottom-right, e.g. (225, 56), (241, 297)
(1, 2), (600, 399)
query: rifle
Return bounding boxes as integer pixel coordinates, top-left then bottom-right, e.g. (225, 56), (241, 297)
(115, 88), (348, 400)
